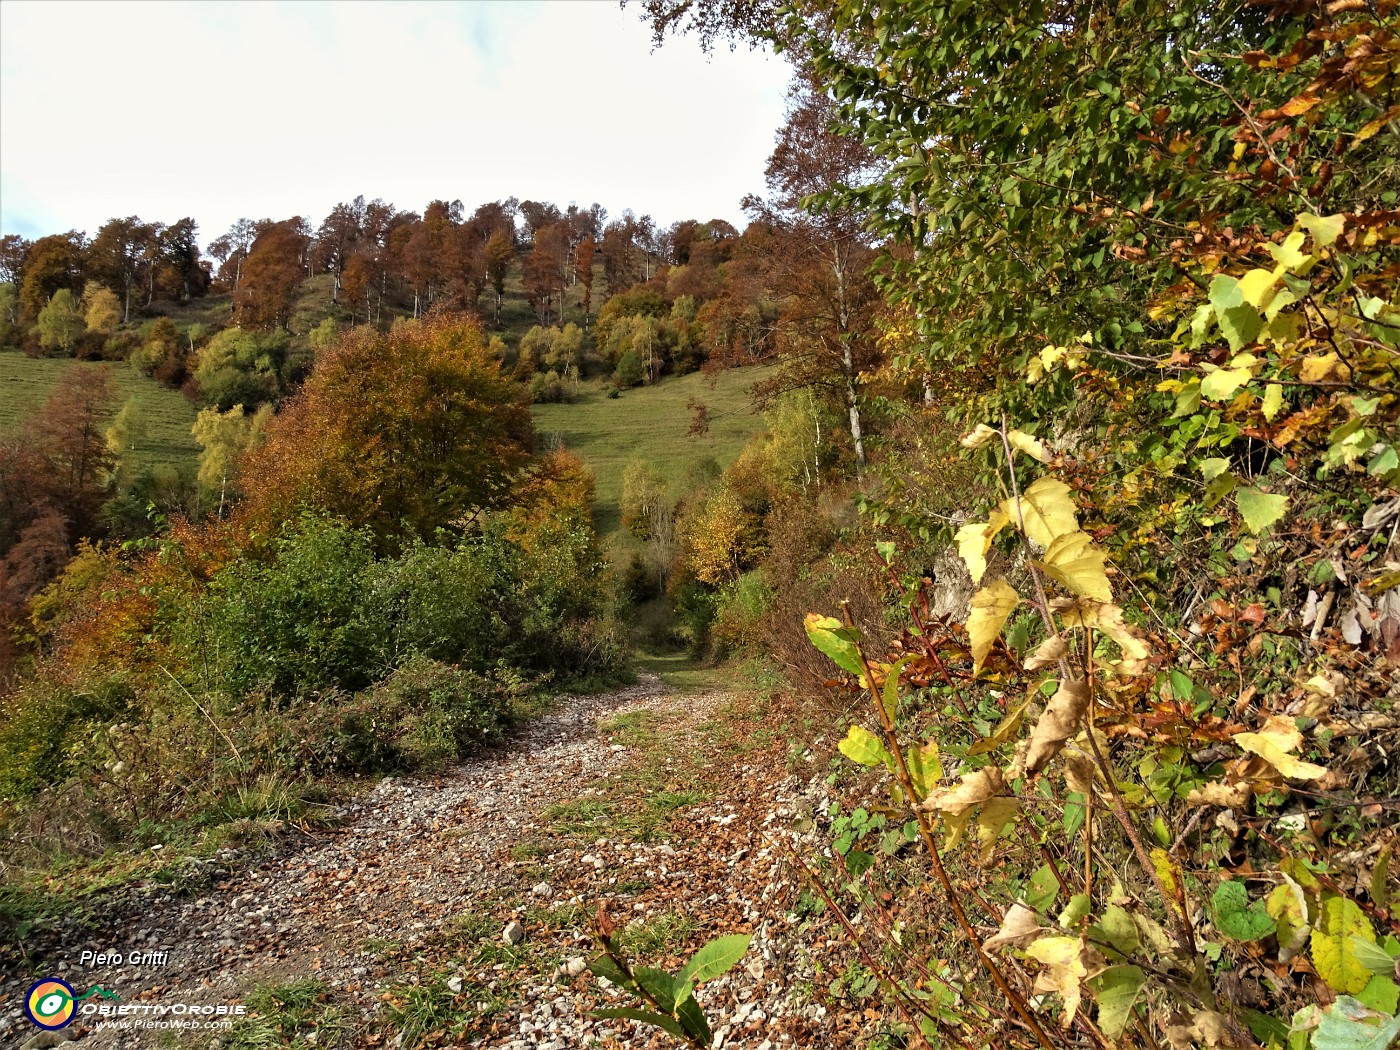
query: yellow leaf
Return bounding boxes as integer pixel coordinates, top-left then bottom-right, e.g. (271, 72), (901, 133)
(1262, 383), (1285, 421)
(1041, 531), (1113, 602)
(975, 796), (1021, 865)
(955, 509), (1009, 584)
(1297, 212), (1346, 249)
(1200, 365), (1253, 401)
(1266, 876), (1310, 963)
(1237, 269), (1279, 310)
(1026, 935), (1091, 1026)
(967, 700), (1030, 756)
(1053, 600), (1149, 675)
(904, 739), (942, 801)
(1023, 678), (1091, 775)
(1267, 230), (1311, 273)
(1299, 352), (1342, 383)
(1008, 428), (1052, 463)
(1002, 476), (1080, 549)
(1234, 716), (1327, 780)
(960, 423), (998, 449)
(968, 579), (1020, 673)
(1310, 895), (1376, 994)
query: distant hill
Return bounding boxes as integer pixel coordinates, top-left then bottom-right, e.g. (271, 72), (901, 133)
(531, 364), (774, 542)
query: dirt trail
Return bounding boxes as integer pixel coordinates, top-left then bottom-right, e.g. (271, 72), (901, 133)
(3, 675), (841, 1049)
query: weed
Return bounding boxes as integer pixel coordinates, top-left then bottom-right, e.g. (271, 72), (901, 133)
(618, 909), (701, 958)
(225, 979), (349, 1049)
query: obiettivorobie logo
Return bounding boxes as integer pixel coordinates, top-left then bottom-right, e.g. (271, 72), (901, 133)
(24, 977), (120, 1030)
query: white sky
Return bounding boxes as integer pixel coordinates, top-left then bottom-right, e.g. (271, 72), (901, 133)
(0, 0), (792, 249)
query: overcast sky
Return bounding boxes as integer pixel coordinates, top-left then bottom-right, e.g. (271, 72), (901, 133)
(0, 0), (792, 249)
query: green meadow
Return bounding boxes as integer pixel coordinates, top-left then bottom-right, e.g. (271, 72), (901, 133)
(0, 351), (201, 475)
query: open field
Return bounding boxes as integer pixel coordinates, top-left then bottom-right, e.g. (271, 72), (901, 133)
(531, 364), (774, 540)
(0, 351), (201, 475)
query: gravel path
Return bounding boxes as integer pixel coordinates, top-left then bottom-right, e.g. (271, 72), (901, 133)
(3, 676), (842, 1050)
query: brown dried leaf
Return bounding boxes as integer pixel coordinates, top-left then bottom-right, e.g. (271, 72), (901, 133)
(1024, 634), (1067, 671)
(1024, 679), (1091, 775)
(985, 901), (1043, 950)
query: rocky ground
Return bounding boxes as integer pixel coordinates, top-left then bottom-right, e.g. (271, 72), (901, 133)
(3, 673), (863, 1050)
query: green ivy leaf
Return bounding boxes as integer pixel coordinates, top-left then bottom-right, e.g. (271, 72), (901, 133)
(1236, 487), (1289, 534)
(1212, 880), (1277, 942)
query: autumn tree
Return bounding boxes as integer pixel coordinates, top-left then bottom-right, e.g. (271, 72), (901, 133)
(207, 218), (255, 293)
(36, 290), (86, 355)
(0, 365), (116, 587)
(19, 233), (85, 324)
(482, 229), (513, 325)
(86, 217), (159, 322)
(236, 219), (309, 329)
(238, 315), (534, 544)
(574, 234), (597, 321)
(191, 403), (272, 518)
(158, 217), (208, 302)
(746, 84), (882, 470)
(82, 283), (121, 334)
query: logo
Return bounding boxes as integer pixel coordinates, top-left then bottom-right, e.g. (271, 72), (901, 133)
(23, 978), (119, 1030)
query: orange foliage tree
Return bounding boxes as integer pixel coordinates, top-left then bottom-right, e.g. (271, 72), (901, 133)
(238, 315), (534, 545)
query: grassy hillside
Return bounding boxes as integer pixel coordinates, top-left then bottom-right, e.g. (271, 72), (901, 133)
(0, 351), (200, 475)
(532, 364), (775, 541)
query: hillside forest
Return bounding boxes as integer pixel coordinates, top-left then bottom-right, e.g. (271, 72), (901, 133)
(3, 0), (1400, 1047)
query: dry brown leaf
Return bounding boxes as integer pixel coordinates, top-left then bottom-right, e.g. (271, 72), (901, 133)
(1024, 634), (1067, 671)
(1023, 679), (1091, 775)
(984, 901), (1043, 950)
(1185, 780), (1253, 808)
(920, 766), (1008, 816)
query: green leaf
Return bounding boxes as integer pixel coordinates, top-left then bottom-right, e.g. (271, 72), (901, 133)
(1200, 457), (1231, 481)
(1297, 212), (1346, 250)
(678, 933), (751, 987)
(1311, 996), (1400, 1050)
(634, 966), (683, 1013)
(590, 1007), (689, 1041)
(1312, 896), (1378, 994)
(1098, 904), (1139, 958)
(838, 724), (891, 769)
(804, 613), (865, 678)
(1350, 937), (1398, 978)
(1356, 975), (1399, 1015)
(1236, 487), (1289, 534)
(844, 848), (876, 879)
(904, 738), (942, 798)
(1026, 862), (1060, 914)
(1059, 893), (1091, 928)
(1088, 964), (1146, 1040)
(1262, 383), (1285, 421)
(882, 655), (912, 721)
(588, 955), (638, 993)
(1212, 880), (1277, 942)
